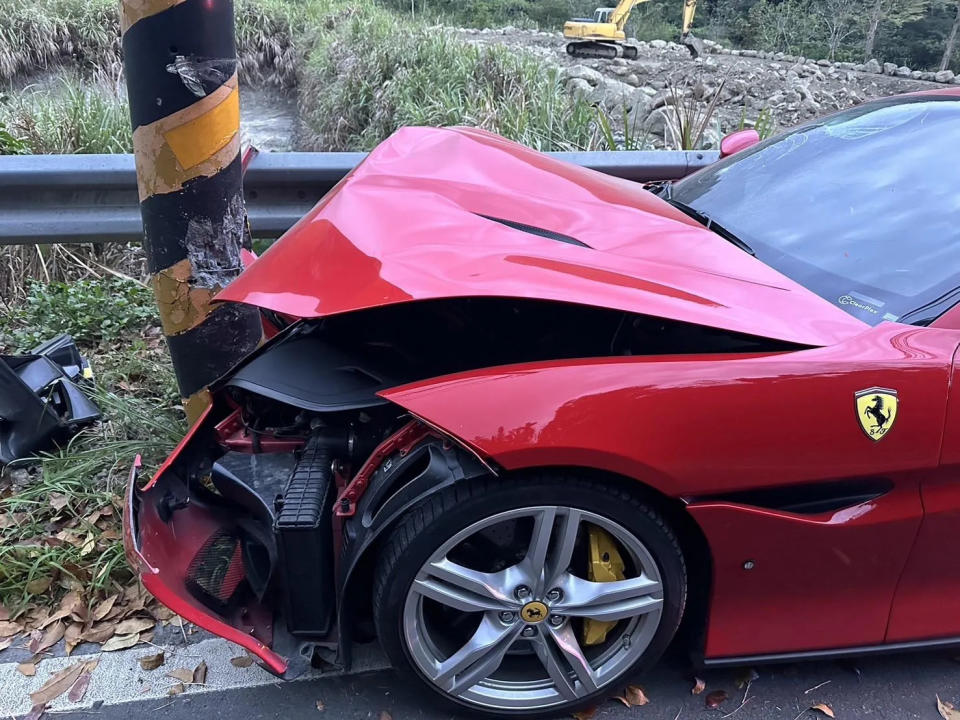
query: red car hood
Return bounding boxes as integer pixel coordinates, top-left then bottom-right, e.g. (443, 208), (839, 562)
(216, 127), (867, 347)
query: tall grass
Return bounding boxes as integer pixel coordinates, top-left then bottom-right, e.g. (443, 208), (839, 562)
(0, 0), (322, 85)
(235, 0), (322, 87)
(0, 73), (132, 154)
(0, 0), (120, 82)
(298, 7), (599, 151)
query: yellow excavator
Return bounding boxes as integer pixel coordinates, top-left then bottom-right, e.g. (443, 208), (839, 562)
(563, 0), (703, 59)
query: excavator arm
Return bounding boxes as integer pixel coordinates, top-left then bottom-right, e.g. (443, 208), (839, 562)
(680, 0), (704, 56)
(610, 0), (647, 30)
(681, 0), (698, 35)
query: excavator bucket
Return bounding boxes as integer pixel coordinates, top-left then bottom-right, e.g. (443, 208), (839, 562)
(681, 32), (704, 58)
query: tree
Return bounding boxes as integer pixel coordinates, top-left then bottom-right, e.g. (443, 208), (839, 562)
(863, 0), (929, 59)
(816, 0), (863, 58)
(941, 0), (960, 69)
(747, 0), (821, 54)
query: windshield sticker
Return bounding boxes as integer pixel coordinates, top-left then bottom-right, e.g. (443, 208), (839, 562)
(882, 312), (900, 322)
(848, 290), (885, 308)
(838, 295), (879, 314)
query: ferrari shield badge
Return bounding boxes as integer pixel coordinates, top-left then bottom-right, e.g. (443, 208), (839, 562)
(855, 387), (898, 441)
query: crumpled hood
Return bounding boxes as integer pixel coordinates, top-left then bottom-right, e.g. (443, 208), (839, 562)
(216, 126), (867, 347)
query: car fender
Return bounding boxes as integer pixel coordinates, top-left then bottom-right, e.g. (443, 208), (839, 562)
(379, 323), (959, 656)
(380, 324), (955, 498)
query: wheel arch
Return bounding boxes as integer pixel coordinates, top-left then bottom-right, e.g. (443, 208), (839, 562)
(338, 451), (712, 665)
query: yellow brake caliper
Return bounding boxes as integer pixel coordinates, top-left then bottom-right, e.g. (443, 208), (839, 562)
(582, 525), (626, 646)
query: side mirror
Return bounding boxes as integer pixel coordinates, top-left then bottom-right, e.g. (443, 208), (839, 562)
(720, 129), (761, 158)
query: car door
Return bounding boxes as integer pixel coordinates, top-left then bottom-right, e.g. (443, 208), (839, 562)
(886, 314), (960, 643)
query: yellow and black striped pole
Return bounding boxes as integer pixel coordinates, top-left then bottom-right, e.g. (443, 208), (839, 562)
(121, 0), (262, 423)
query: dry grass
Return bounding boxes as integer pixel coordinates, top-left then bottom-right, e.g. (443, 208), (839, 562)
(0, 243), (145, 306)
(0, 0), (121, 82)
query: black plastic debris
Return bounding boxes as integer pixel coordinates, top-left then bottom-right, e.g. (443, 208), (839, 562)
(0, 334), (101, 465)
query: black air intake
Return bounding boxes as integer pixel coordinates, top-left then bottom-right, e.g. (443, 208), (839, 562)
(186, 530), (245, 611)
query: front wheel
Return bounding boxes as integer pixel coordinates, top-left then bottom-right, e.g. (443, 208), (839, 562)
(372, 474), (687, 717)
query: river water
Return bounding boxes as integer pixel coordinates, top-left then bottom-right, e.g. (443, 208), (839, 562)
(9, 72), (301, 153)
(239, 86), (300, 152)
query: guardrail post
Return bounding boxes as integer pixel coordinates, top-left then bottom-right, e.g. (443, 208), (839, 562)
(120, 0), (262, 422)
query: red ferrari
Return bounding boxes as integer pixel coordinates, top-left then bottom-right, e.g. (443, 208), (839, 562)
(125, 88), (960, 717)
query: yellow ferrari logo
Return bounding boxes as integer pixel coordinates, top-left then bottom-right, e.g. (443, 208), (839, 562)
(520, 602), (548, 623)
(855, 387), (898, 441)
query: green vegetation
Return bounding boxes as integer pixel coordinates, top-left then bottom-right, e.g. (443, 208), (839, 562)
(299, 8), (598, 151)
(1, 277), (156, 352)
(1, 276), (181, 607)
(0, 0), (308, 84)
(378, 0), (576, 28)
(0, 75), (132, 154)
(594, 105), (651, 150)
(383, 0), (960, 72)
(1, 0), (603, 156)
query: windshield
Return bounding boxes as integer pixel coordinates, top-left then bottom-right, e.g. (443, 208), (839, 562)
(670, 95), (960, 325)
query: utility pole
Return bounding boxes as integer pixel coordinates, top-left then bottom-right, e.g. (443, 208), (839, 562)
(120, 0), (262, 423)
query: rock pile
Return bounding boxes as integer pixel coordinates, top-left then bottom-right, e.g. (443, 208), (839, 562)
(459, 27), (950, 146)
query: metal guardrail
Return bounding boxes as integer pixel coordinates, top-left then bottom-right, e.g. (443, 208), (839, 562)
(0, 150), (718, 246)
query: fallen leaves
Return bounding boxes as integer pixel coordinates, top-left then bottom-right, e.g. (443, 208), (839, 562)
(692, 677), (706, 695)
(614, 685), (649, 707)
(139, 652), (165, 671)
(40, 592), (85, 629)
(166, 661), (208, 694)
(810, 703), (836, 718)
(705, 689), (729, 710)
(193, 660), (208, 685)
(30, 620), (65, 654)
(571, 706), (597, 720)
(25, 577), (52, 595)
(230, 654), (254, 668)
(0, 479), (149, 658)
(316, 700), (326, 712)
(64, 623), (83, 655)
(29, 659), (98, 707)
(18, 662), (37, 677)
(101, 632), (140, 652)
(68, 666), (94, 703)
(115, 617), (155, 636)
(939, 696), (960, 720)
(91, 594), (117, 622)
(167, 668), (194, 684)
(0, 620), (23, 637)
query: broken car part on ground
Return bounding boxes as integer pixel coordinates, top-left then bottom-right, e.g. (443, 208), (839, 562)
(1, 335), (99, 465)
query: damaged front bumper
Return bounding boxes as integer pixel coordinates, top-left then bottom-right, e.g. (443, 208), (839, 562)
(121, 407), (289, 676)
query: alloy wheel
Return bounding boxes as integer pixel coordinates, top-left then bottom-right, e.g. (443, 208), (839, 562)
(401, 506), (664, 711)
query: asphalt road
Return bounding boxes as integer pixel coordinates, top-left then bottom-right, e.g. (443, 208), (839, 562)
(46, 644), (960, 720)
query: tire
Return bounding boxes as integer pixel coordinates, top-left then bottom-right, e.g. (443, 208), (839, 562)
(372, 472), (687, 718)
